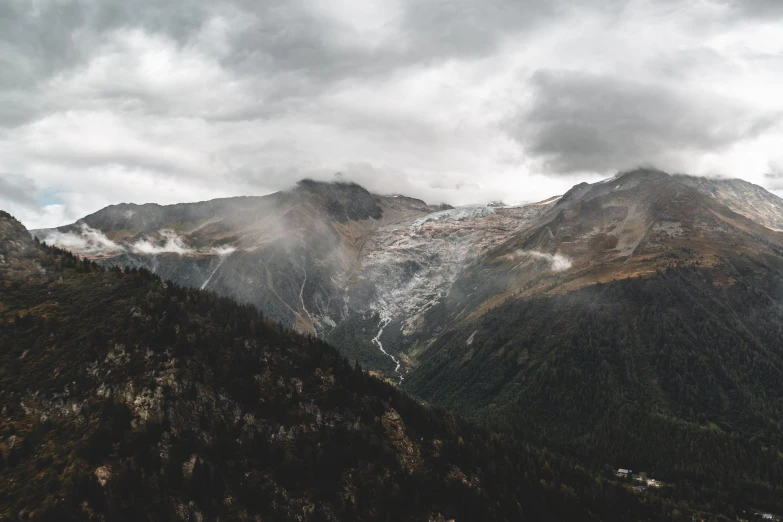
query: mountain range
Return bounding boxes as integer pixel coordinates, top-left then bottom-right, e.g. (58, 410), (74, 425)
(32, 170), (783, 380)
(1, 209), (696, 521)
(21, 168), (783, 517)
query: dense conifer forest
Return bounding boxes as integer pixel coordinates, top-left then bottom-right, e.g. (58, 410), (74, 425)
(407, 261), (783, 516)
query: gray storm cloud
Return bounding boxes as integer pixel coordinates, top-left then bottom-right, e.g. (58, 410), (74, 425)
(1, 0), (782, 228)
(764, 165), (783, 191)
(721, 0), (783, 17)
(506, 70), (780, 175)
(0, 174), (38, 209)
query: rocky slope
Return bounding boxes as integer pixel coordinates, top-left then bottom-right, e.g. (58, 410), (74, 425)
(332, 201), (554, 381)
(402, 169), (783, 513)
(32, 170), (783, 386)
(34, 180), (558, 381)
(0, 210), (42, 280)
(441, 168), (783, 303)
(675, 174), (783, 231)
(1, 212), (694, 521)
(33, 180), (439, 339)
(403, 168), (783, 398)
(34, 170), (783, 382)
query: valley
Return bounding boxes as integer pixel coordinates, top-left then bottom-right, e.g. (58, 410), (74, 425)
(33, 179), (557, 378)
(0, 209), (699, 521)
(24, 169), (783, 517)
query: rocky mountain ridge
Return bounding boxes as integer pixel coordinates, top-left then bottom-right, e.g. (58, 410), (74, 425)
(33, 170), (783, 382)
(33, 179), (558, 380)
(675, 174), (783, 231)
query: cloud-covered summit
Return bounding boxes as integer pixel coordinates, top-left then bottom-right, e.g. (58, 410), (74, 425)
(1, 0), (782, 228)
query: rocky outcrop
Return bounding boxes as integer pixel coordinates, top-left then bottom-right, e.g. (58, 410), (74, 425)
(675, 174), (783, 231)
(0, 210), (42, 281)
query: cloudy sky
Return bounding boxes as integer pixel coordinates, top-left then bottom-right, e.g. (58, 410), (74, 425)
(1, 0), (782, 228)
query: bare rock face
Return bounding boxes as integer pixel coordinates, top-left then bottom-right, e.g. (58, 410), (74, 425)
(294, 179), (384, 222)
(675, 174), (783, 231)
(30, 182), (437, 341)
(0, 211), (34, 247)
(94, 466), (111, 487)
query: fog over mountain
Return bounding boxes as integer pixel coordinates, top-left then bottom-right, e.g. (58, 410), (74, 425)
(32, 169), (783, 384)
(1, 0), (782, 228)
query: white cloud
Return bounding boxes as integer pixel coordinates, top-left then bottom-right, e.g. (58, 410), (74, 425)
(35, 224), (124, 254)
(0, 0), (781, 230)
(131, 229), (194, 255)
(513, 250), (573, 272)
(30, 224), (242, 258)
(210, 246), (236, 256)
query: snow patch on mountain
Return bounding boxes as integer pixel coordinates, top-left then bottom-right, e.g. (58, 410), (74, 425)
(132, 230), (194, 255)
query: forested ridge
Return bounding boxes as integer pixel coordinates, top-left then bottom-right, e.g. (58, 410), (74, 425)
(406, 260), (783, 516)
(0, 213), (704, 521)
